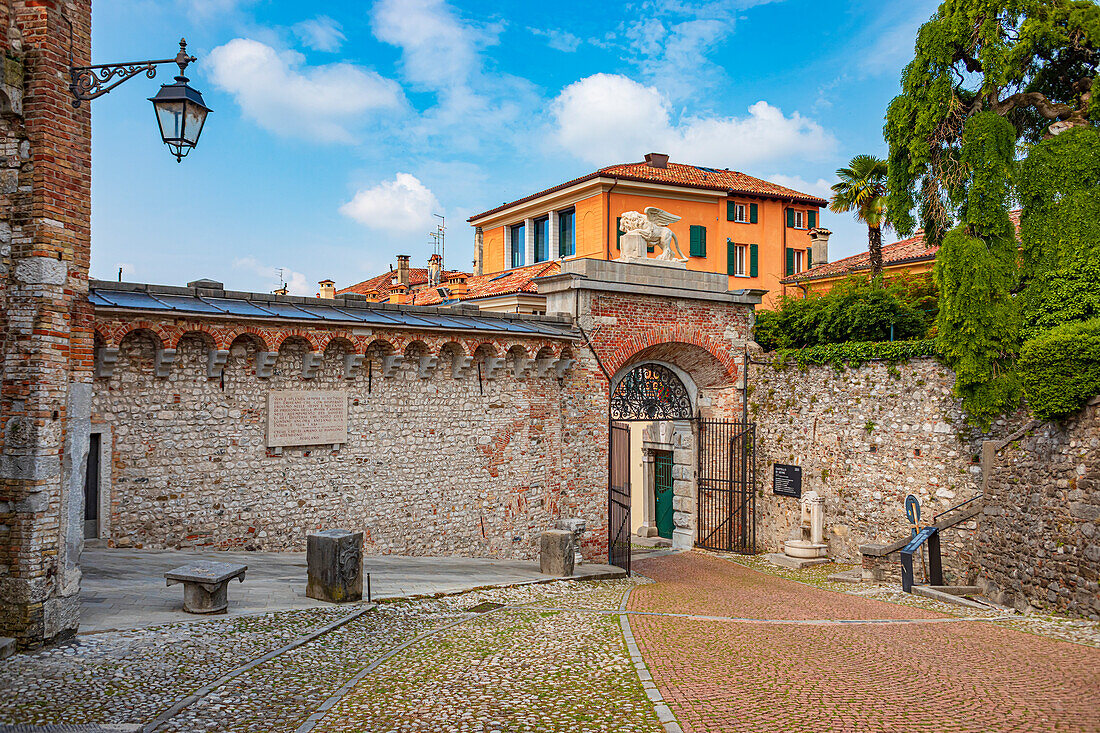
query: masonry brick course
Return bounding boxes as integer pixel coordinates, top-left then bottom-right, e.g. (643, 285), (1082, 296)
(0, 0), (92, 648)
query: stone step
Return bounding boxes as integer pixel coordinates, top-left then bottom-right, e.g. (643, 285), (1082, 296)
(764, 552), (831, 570)
(826, 568), (863, 584)
(911, 585), (989, 609)
(0, 636), (14, 660)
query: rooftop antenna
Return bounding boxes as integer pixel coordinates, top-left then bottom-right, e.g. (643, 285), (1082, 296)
(431, 213), (445, 270)
(276, 267), (286, 291)
(118, 267), (122, 282)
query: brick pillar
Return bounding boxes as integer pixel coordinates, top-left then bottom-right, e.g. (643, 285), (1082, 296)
(0, 0), (93, 648)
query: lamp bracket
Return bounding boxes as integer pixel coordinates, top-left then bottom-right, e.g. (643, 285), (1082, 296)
(69, 39), (196, 108)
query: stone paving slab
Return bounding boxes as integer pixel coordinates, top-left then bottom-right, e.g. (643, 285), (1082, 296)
(80, 549), (622, 632)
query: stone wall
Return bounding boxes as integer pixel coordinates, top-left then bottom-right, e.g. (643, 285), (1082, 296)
(92, 329), (607, 561)
(750, 357), (1022, 582)
(978, 398), (1100, 619)
(0, 0), (93, 648)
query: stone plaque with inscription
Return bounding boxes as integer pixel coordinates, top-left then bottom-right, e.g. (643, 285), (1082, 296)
(267, 390), (348, 447)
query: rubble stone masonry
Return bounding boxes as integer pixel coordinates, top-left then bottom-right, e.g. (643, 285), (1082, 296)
(90, 325), (607, 562)
(750, 357), (1024, 583)
(979, 398), (1100, 619)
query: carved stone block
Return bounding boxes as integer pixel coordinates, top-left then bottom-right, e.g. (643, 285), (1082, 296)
(306, 529), (363, 603)
(540, 529), (575, 577)
(302, 352), (323, 379)
(255, 351), (277, 379)
(154, 348), (176, 378)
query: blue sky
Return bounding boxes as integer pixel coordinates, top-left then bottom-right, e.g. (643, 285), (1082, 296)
(91, 0), (940, 295)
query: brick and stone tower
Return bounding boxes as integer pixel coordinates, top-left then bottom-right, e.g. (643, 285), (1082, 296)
(0, 0), (93, 648)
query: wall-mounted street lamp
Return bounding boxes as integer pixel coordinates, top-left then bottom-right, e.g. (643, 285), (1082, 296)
(68, 38), (211, 162)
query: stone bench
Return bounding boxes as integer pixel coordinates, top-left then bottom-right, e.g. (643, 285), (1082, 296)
(165, 560), (247, 614)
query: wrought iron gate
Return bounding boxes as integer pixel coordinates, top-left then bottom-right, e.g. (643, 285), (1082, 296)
(697, 419), (756, 553)
(608, 421), (632, 572)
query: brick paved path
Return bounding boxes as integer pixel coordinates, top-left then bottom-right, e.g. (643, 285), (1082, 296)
(629, 553), (1100, 733)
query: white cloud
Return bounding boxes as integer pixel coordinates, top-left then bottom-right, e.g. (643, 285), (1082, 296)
(233, 257), (312, 295)
(340, 173), (440, 233)
(293, 16), (346, 52)
(765, 174), (835, 201)
(528, 27), (583, 52)
(206, 38), (405, 143)
(551, 74), (836, 168)
(371, 0), (488, 91)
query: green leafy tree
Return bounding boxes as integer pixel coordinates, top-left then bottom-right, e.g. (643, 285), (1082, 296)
(885, 0), (1099, 244)
(885, 0), (1099, 425)
(829, 155), (890, 281)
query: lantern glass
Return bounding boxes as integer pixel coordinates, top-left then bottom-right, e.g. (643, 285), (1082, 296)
(149, 79), (212, 161)
(154, 99), (185, 141)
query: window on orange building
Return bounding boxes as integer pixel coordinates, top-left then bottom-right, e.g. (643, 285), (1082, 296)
(510, 223), (525, 268)
(558, 209), (575, 257)
(533, 216), (549, 262)
(793, 210), (805, 229)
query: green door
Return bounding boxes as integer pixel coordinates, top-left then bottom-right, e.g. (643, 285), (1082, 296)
(655, 452), (674, 539)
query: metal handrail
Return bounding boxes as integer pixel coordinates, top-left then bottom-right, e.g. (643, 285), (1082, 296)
(933, 493), (983, 521)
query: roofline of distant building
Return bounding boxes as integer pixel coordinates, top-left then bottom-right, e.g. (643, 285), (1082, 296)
(780, 252), (937, 285)
(468, 170), (828, 224)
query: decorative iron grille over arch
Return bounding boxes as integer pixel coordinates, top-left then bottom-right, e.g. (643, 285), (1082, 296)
(610, 363), (693, 420)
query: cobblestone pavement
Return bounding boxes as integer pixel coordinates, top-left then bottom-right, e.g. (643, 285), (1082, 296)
(0, 579), (661, 732)
(630, 552), (1100, 733)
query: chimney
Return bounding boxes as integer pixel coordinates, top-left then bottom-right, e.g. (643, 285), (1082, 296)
(389, 283), (408, 305)
(427, 253), (443, 286)
(317, 279), (336, 299)
(644, 152), (669, 169)
(473, 227), (484, 276)
(808, 227), (831, 265)
(396, 254), (410, 287)
(447, 273), (468, 298)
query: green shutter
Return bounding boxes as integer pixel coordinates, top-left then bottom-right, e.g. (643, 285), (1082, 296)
(749, 244), (758, 277)
(616, 217), (621, 250)
(808, 210), (817, 229)
(689, 225), (706, 257)
(786, 208), (794, 228)
(726, 201), (735, 221)
(749, 203), (758, 224)
(786, 247), (795, 275)
(807, 247), (813, 268)
(727, 240), (736, 275)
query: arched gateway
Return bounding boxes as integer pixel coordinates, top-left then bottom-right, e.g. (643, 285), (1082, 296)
(538, 258), (762, 572)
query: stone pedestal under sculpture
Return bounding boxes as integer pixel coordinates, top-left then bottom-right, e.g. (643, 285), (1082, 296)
(306, 529), (363, 603)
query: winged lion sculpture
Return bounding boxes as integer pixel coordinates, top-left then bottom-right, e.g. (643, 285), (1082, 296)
(618, 207), (688, 263)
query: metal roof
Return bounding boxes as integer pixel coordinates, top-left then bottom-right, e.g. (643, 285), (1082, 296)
(90, 281), (580, 340)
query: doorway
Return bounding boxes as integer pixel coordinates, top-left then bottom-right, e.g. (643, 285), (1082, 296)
(654, 451), (674, 539)
(84, 432), (100, 539)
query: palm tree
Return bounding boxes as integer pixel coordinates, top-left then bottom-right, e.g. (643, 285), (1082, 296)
(829, 154), (889, 282)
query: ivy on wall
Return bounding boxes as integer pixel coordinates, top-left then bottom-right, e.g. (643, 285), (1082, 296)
(773, 339), (937, 371)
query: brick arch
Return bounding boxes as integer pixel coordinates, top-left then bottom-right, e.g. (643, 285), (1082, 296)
(465, 339), (504, 358)
(603, 327), (739, 386)
(177, 328), (219, 349)
(320, 333), (356, 353)
(117, 322), (171, 350)
(222, 326), (272, 352)
(273, 329), (320, 351)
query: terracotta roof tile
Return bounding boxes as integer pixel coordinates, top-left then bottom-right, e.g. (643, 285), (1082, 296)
(337, 267), (462, 296)
(781, 210), (1022, 284)
(413, 261), (560, 306)
(469, 160), (827, 221)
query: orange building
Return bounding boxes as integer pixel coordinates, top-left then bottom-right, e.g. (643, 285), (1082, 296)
(467, 153), (829, 308)
(780, 210), (1022, 298)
